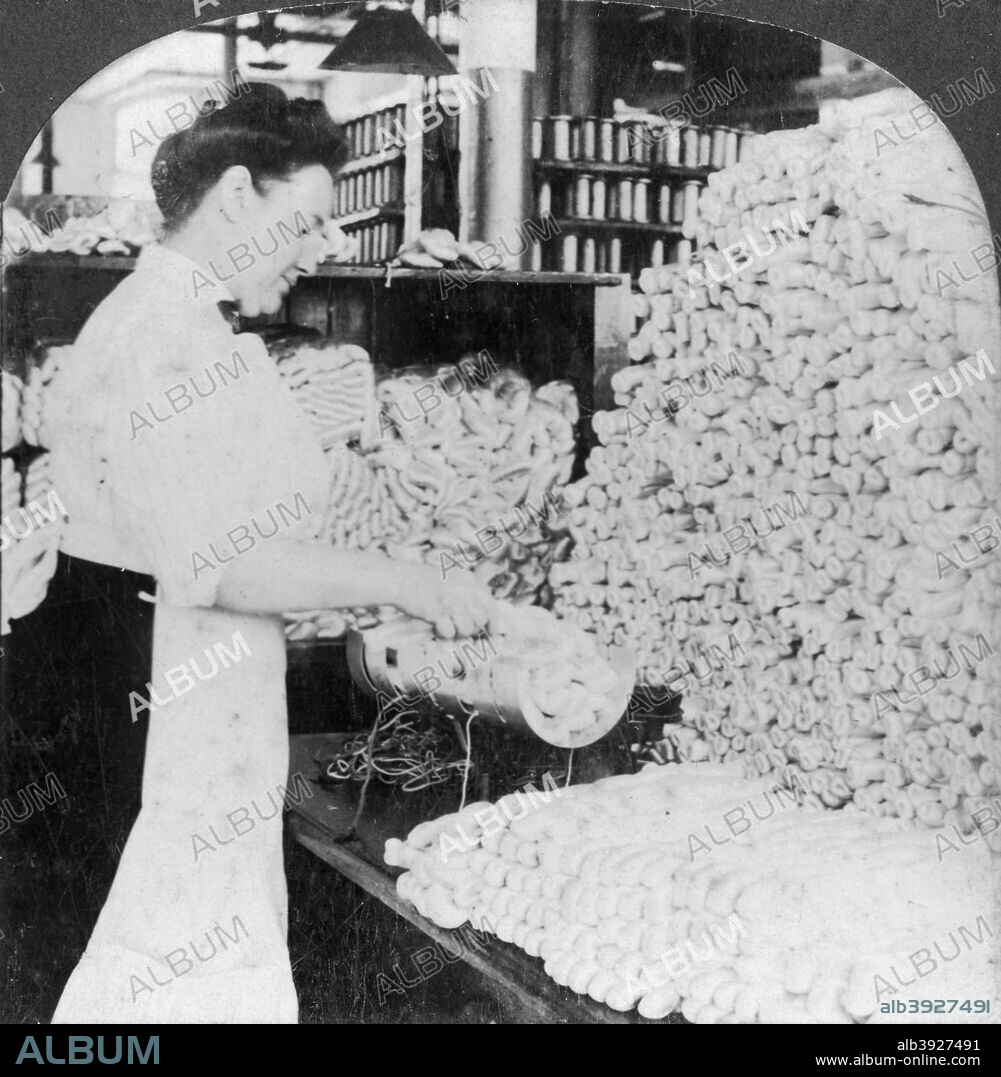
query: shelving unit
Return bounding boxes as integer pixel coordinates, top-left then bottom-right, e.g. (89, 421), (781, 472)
(330, 84), (461, 265)
(530, 115), (749, 278)
(331, 103), (410, 264)
(2, 254), (633, 439)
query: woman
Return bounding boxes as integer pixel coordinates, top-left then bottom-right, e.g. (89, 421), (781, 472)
(28, 84), (493, 1022)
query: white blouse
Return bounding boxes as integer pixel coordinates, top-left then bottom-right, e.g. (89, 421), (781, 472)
(49, 243), (328, 606)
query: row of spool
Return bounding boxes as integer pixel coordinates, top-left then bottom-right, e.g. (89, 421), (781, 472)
(339, 220), (403, 265)
(537, 173), (704, 225)
(341, 104), (410, 161)
(329, 109), (750, 275)
(528, 231), (695, 276)
(333, 163), (405, 219)
(531, 114), (750, 169)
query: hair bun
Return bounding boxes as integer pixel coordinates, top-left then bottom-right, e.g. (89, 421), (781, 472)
(287, 98), (321, 119)
(150, 156), (182, 219)
(150, 83), (349, 233)
(150, 158), (171, 187)
(227, 82), (291, 117)
(150, 157), (173, 199)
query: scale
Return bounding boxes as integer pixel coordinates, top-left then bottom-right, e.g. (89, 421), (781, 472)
(346, 616), (637, 749)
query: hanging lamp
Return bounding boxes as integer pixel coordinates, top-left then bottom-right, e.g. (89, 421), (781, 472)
(320, 4), (457, 76)
(247, 13), (289, 71)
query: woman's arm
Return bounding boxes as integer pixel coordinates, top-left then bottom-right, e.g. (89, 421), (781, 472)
(214, 537), (495, 639)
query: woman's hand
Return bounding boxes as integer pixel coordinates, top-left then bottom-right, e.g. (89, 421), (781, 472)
(391, 562), (496, 640)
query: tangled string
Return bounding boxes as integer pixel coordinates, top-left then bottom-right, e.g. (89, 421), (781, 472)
(324, 704), (469, 792)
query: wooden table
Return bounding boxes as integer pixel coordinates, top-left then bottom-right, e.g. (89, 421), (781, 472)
(287, 733), (654, 1024)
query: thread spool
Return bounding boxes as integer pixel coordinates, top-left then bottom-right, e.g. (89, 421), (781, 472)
(582, 237), (597, 274)
(599, 118), (615, 162)
(577, 173), (594, 219)
(682, 180), (701, 225)
(531, 117), (543, 159)
(671, 183), (686, 224)
(633, 179), (650, 223)
(736, 126), (753, 162)
(569, 115), (584, 159)
(629, 119), (650, 164)
(562, 233), (579, 273)
(617, 179), (634, 221)
(581, 116), (598, 160)
(648, 123), (668, 166)
(664, 122), (681, 166)
(537, 179), (552, 216)
(609, 236), (622, 274)
(710, 125), (727, 168)
(698, 129), (711, 166)
(613, 119), (630, 163)
(592, 177), (607, 220)
(551, 115), (572, 160)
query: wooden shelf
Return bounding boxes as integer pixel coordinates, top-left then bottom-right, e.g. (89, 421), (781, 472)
(536, 159), (718, 181)
(537, 157), (650, 176)
(6, 253), (628, 288)
(555, 217), (685, 234)
(651, 163), (719, 181)
(309, 264), (630, 287)
(333, 202), (405, 229)
(336, 148), (405, 177)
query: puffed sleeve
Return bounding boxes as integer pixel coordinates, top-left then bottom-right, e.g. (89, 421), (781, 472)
(108, 317), (325, 609)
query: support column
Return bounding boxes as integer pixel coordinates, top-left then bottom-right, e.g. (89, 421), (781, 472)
(223, 20), (238, 78)
(557, 0), (597, 116)
(459, 0), (537, 268)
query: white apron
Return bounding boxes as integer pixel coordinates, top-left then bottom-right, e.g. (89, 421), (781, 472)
(49, 245), (331, 1023)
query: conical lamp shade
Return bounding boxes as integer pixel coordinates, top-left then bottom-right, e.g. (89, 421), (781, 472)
(320, 7), (457, 76)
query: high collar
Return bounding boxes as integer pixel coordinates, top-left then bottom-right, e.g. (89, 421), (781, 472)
(134, 242), (237, 307)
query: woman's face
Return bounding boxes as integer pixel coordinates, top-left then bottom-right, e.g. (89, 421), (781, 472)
(224, 164), (336, 318)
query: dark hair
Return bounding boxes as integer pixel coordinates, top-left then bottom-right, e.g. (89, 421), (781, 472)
(151, 83), (350, 233)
